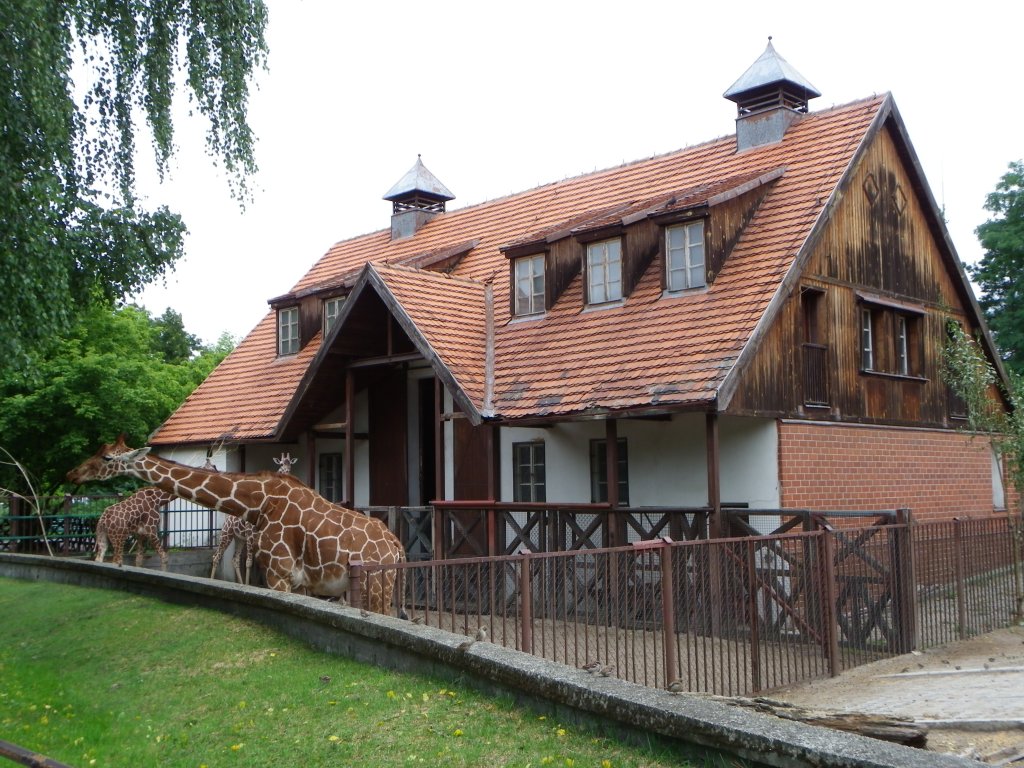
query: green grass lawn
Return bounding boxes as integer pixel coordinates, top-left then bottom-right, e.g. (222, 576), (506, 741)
(0, 577), (741, 768)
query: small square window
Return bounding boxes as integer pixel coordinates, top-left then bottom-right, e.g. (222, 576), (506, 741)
(514, 254), (545, 316)
(587, 238), (622, 304)
(278, 306), (299, 356)
(324, 297), (345, 335)
(666, 221), (705, 291)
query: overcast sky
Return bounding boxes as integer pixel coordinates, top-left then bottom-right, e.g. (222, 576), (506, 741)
(132, 0), (1023, 346)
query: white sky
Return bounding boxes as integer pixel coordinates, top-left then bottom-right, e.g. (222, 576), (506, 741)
(133, 0), (1024, 346)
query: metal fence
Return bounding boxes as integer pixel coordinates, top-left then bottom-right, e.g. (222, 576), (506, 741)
(353, 515), (1022, 697)
(0, 495), (221, 554)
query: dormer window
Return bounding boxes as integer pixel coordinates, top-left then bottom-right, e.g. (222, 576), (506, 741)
(278, 306), (299, 356)
(586, 238), (622, 305)
(324, 296), (345, 334)
(514, 254), (545, 316)
(666, 221), (706, 291)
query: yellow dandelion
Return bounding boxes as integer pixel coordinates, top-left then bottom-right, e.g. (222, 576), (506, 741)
(541, 757), (554, 765)
(537, 715), (547, 721)
(556, 728), (567, 737)
(421, 693), (430, 702)
(230, 743), (243, 751)
(453, 729), (463, 737)
(602, 761), (613, 768)
(387, 690), (397, 699)
(564, 760), (574, 767)
(328, 735), (340, 742)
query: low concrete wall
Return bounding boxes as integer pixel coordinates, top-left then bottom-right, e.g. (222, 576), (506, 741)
(0, 553), (984, 768)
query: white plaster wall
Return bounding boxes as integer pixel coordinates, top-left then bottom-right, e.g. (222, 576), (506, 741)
(719, 417), (779, 509)
(497, 414), (780, 510)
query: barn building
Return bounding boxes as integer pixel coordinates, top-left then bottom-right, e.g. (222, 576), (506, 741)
(150, 41), (1012, 553)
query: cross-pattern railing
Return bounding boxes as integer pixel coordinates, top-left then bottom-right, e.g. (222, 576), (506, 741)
(354, 514), (1022, 696)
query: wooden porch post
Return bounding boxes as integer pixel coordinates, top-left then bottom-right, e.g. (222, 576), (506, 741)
(606, 418), (620, 547)
(433, 376), (445, 559)
(706, 411), (724, 636)
(344, 367), (355, 508)
(706, 412), (722, 538)
(305, 431), (316, 488)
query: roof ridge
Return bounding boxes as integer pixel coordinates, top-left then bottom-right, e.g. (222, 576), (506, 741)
(373, 260), (491, 288)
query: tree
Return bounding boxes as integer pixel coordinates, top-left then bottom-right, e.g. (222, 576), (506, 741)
(969, 161), (1024, 375)
(152, 307), (201, 364)
(0, 304), (235, 498)
(0, 0), (268, 373)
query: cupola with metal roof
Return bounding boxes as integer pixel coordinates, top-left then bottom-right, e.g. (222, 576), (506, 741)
(724, 38), (820, 152)
(383, 155), (455, 240)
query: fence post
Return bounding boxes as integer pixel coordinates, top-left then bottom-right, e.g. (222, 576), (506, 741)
(661, 541), (677, 688)
(745, 539), (761, 692)
(954, 518), (967, 640)
(62, 494), (73, 555)
(519, 554), (533, 655)
(890, 508), (917, 653)
(349, 556), (363, 611)
(820, 531), (841, 677)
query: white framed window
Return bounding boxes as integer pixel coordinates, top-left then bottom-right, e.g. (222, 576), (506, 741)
(587, 238), (622, 305)
(666, 221), (706, 291)
(324, 297), (345, 334)
(860, 308), (874, 371)
(895, 315), (909, 375)
(514, 254), (545, 316)
(512, 442), (546, 502)
(278, 306), (299, 356)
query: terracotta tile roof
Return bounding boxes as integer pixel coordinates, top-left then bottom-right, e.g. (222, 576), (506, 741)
(152, 95), (886, 444)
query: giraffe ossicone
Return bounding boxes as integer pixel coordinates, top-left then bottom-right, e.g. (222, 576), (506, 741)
(68, 435), (406, 613)
(94, 486), (173, 570)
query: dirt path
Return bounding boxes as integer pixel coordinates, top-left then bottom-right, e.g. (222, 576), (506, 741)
(770, 626), (1024, 762)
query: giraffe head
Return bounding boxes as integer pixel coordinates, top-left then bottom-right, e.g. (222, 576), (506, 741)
(67, 434), (151, 485)
(273, 452), (297, 474)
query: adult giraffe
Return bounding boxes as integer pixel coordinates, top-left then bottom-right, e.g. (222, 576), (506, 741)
(67, 436), (406, 613)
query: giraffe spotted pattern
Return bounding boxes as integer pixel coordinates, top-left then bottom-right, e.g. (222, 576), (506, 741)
(93, 486), (173, 570)
(68, 436), (406, 613)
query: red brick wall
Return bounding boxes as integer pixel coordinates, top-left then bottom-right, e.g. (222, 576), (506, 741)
(778, 421), (1002, 521)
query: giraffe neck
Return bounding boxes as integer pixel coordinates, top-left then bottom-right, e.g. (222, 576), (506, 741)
(128, 455), (264, 518)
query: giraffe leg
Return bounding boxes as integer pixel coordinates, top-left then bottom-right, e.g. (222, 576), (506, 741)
(210, 530), (231, 580)
(142, 531), (168, 571)
(231, 541), (244, 584)
(111, 533), (126, 567)
(243, 548), (253, 585)
(94, 525), (109, 563)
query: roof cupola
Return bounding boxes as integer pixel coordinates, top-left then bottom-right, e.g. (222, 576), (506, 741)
(724, 38), (820, 152)
(383, 155), (455, 240)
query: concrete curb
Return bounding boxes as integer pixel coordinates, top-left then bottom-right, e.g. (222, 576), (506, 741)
(0, 553), (986, 768)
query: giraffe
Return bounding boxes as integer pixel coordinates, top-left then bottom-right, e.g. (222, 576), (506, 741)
(209, 453), (295, 585)
(206, 458), (258, 585)
(68, 436), (406, 613)
(93, 486), (174, 570)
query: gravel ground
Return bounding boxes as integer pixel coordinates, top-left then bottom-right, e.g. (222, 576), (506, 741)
(769, 625), (1024, 762)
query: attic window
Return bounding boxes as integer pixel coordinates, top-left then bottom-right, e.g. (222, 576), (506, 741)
(586, 238), (623, 305)
(324, 296), (345, 334)
(665, 221), (706, 291)
(278, 306), (299, 356)
(514, 254), (545, 316)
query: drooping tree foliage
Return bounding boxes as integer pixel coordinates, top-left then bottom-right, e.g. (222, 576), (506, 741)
(0, 304), (235, 498)
(969, 161), (1024, 375)
(0, 0), (268, 373)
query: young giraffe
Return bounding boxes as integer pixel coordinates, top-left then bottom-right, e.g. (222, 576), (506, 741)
(94, 486), (174, 570)
(207, 457), (257, 585)
(68, 436), (406, 613)
(209, 453), (293, 584)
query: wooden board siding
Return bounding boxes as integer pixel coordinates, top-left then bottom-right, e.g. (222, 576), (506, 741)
(727, 119), (973, 428)
(368, 367), (408, 506)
